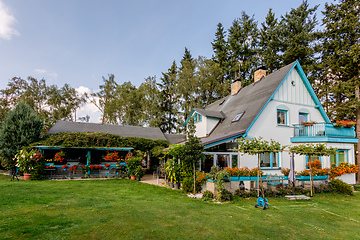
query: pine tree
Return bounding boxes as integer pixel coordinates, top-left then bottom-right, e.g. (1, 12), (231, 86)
(258, 9), (282, 73)
(211, 22), (230, 89)
(228, 11), (259, 87)
(0, 101), (43, 170)
(178, 48), (198, 131)
(320, 0), (360, 183)
(278, 1), (319, 82)
(158, 61), (180, 133)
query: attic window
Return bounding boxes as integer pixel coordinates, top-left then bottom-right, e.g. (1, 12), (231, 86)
(232, 111), (245, 122)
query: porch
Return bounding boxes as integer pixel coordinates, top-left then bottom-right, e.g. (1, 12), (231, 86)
(291, 122), (357, 143)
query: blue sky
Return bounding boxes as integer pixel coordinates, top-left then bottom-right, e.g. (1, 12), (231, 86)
(0, 0), (326, 122)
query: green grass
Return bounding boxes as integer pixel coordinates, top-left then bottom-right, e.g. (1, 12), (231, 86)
(0, 174), (359, 239)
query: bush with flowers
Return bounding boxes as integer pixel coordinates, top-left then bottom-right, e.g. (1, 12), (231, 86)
(14, 148), (43, 174)
(281, 168), (291, 176)
(134, 166), (146, 179)
(334, 120), (356, 128)
(104, 151), (121, 162)
(330, 162), (358, 179)
(54, 151), (66, 163)
(125, 152), (142, 177)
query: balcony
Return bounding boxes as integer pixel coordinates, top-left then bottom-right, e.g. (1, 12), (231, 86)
(291, 122), (357, 143)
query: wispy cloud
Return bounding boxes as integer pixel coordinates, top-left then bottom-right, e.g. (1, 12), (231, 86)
(0, 0), (19, 40)
(34, 68), (58, 79)
(76, 86), (102, 123)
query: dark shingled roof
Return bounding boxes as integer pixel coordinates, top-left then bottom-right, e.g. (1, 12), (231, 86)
(164, 133), (187, 145)
(193, 108), (226, 119)
(47, 120), (168, 141)
(203, 61), (295, 140)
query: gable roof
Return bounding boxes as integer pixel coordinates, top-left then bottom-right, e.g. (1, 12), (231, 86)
(47, 120), (168, 141)
(199, 61), (329, 147)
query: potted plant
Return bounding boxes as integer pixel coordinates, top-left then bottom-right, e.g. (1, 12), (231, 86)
(14, 148), (40, 180)
(103, 151), (120, 163)
(125, 153), (142, 180)
(134, 166), (146, 180)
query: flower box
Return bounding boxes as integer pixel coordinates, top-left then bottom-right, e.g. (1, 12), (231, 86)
(299, 175), (328, 180)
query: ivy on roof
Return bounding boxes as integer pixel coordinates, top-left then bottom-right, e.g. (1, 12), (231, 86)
(33, 132), (169, 152)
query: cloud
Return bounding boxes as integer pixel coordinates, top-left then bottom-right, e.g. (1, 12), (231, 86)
(34, 68), (58, 79)
(76, 86), (102, 123)
(0, 1), (19, 40)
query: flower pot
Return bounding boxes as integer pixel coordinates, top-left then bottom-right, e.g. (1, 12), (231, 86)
(23, 173), (31, 180)
(174, 182), (180, 189)
(130, 175), (136, 180)
(136, 177), (141, 181)
(169, 182), (174, 188)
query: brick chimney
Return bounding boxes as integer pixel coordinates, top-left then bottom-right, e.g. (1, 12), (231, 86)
(254, 69), (266, 83)
(231, 80), (241, 95)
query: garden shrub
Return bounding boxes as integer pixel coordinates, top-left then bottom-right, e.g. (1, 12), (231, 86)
(202, 190), (214, 201)
(216, 189), (232, 202)
(329, 179), (353, 195)
(181, 177), (201, 193)
(354, 184), (360, 191)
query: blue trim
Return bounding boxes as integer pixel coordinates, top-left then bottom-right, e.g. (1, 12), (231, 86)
(291, 136), (358, 143)
(245, 61), (331, 136)
(331, 149), (349, 166)
(277, 109), (288, 125)
(184, 110), (196, 126)
(295, 62), (330, 122)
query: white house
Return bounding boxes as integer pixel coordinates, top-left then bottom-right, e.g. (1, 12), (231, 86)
(184, 61), (358, 184)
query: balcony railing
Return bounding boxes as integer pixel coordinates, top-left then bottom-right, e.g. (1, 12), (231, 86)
(293, 122), (356, 138)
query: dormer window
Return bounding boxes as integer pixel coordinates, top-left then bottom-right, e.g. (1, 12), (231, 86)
(232, 111), (245, 122)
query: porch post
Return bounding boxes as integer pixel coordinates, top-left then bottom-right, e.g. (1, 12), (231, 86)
(87, 150), (91, 176)
(229, 154), (232, 168)
(213, 154), (217, 167)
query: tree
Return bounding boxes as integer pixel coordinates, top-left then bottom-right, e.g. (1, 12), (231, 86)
(178, 48), (198, 131)
(138, 76), (162, 128)
(278, 1), (319, 83)
(228, 11), (259, 87)
(0, 101), (43, 170)
(158, 61), (180, 133)
(211, 22), (230, 91)
(320, 0), (360, 182)
(258, 9), (282, 73)
(89, 74), (118, 124)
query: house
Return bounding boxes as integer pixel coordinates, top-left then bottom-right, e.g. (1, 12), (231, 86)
(39, 120), (186, 172)
(184, 61), (358, 184)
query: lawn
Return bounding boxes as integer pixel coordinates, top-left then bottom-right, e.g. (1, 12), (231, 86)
(0, 174), (359, 239)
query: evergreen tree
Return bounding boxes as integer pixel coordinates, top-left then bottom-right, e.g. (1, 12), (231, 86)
(278, 1), (319, 82)
(0, 101), (43, 170)
(320, 0), (360, 183)
(211, 22), (230, 91)
(228, 11), (259, 87)
(178, 48), (198, 131)
(158, 61), (180, 133)
(258, 9), (282, 73)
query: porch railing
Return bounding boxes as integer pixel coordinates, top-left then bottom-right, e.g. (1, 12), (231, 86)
(293, 122), (355, 138)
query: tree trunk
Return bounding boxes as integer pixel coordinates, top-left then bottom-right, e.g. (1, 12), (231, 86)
(356, 86), (360, 184)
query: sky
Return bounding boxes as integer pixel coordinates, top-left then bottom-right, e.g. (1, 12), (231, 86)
(0, 0), (327, 123)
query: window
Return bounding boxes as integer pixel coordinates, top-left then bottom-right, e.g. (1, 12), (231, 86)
(232, 111), (245, 122)
(193, 113), (202, 123)
(277, 110), (287, 125)
(305, 155), (321, 169)
(330, 150), (348, 166)
(260, 152), (278, 168)
(299, 113), (308, 123)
